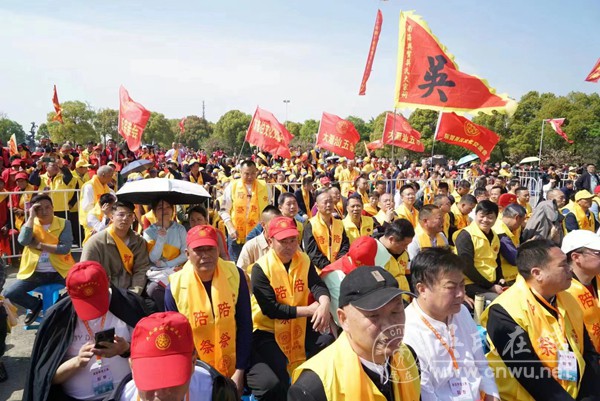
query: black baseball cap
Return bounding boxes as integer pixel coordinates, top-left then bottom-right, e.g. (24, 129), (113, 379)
(338, 266), (407, 311)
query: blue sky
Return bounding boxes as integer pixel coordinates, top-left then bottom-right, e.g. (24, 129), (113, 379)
(0, 0), (598, 131)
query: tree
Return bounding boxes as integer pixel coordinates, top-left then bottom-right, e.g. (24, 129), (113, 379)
(299, 119), (319, 141)
(94, 108), (118, 144)
(175, 115), (213, 149)
(212, 110), (252, 154)
(284, 121), (302, 138)
(0, 118), (26, 144)
(46, 101), (98, 144)
(346, 116), (372, 142)
(144, 112), (175, 148)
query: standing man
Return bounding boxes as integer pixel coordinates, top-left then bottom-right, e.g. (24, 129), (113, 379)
(575, 163), (600, 193)
(249, 216), (331, 399)
(303, 189), (350, 272)
(493, 204), (526, 285)
(220, 160), (269, 262)
(515, 186), (533, 218)
(338, 159), (360, 198)
(564, 190), (599, 233)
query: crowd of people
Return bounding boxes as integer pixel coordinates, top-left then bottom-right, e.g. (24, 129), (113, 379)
(1, 137), (600, 400)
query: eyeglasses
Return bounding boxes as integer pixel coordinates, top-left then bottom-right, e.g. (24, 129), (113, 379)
(582, 249), (600, 257)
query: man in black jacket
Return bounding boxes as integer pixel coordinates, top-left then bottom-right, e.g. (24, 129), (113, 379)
(24, 261), (148, 401)
(575, 163), (600, 193)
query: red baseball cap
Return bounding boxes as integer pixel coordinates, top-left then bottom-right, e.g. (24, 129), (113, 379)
(130, 312), (195, 391)
(15, 172), (28, 181)
(320, 176), (331, 185)
(321, 236), (378, 277)
(66, 261), (110, 321)
(268, 216), (299, 240)
(11, 159), (22, 167)
(186, 225), (218, 249)
(498, 193), (517, 209)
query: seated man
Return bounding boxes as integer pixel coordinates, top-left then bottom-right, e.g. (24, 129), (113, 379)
(289, 266), (421, 401)
(373, 192), (397, 226)
(81, 200), (150, 295)
(165, 225), (251, 396)
(3, 194), (75, 324)
(395, 184), (419, 229)
(406, 204), (448, 260)
(249, 216), (331, 399)
(404, 248), (500, 401)
(449, 193), (477, 244)
(342, 193), (377, 244)
(482, 239), (600, 401)
(565, 190), (599, 233)
(236, 205), (281, 274)
(24, 261), (147, 401)
(493, 203), (526, 285)
(374, 219), (415, 293)
(83, 193), (116, 244)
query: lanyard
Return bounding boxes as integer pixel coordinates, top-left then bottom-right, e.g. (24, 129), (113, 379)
(137, 390), (189, 401)
(529, 287), (568, 349)
(83, 314), (107, 361)
(419, 314), (458, 371)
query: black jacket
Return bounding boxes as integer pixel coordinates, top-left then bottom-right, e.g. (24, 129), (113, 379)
(24, 286), (149, 401)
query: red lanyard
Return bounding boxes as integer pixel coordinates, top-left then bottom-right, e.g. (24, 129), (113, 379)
(419, 315), (458, 371)
(83, 314), (107, 361)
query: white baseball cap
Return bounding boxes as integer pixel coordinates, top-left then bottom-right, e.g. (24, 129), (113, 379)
(561, 230), (600, 254)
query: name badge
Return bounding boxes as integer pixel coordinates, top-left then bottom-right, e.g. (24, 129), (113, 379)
(448, 377), (474, 400)
(558, 350), (578, 382)
(91, 360), (114, 396)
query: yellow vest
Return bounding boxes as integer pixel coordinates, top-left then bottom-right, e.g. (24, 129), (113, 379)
(17, 217), (75, 280)
(481, 275), (585, 401)
(292, 331), (420, 401)
(395, 204), (418, 228)
(462, 222), (500, 285)
(382, 249), (410, 294)
(492, 221), (520, 283)
(415, 225), (446, 250)
(309, 214), (344, 268)
(342, 215), (374, 244)
(566, 277), (600, 353)
(39, 172), (76, 212)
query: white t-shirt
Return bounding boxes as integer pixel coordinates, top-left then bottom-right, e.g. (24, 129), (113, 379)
(61, 311), (133, 400)
(35, 224), (55, 273)
(119, 365), (213, 401)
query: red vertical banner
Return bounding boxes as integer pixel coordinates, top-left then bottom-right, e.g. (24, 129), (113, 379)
(118, 86), (151, 152)
(245, 107), (294, 159)
(52, 85), (63, 123)
(316, 112), (361, 159)
(359, 9), (383, 96)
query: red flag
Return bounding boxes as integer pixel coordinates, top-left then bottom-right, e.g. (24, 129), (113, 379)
(394, 12), (515, 115)
(52, 85), (63, 123)
(585, 58), (600, 83)
(359, 10), (383, 96)
(366, 139), (384, 150)
(179, 117), (186, 133)
(382, 112), (424, 152)
(8, 134), (18, 156)
(435, 112), (499, 162)
(316, 112), (361, 159)
(245, 107), (293, 159)
(545, 118), (572, 144)
(118, 86), (151, 152)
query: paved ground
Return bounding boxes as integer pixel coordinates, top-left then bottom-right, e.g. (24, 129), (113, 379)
(1, 264), (37, 401)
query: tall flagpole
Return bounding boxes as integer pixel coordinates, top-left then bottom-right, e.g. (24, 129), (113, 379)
(432, 111), (443, 158)
(538, 119), (545, 166)
(391, 109), (396, 165)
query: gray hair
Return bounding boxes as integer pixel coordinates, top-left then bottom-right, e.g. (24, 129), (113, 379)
(503, 203), (526, 218)
(97, 166), (113, 176)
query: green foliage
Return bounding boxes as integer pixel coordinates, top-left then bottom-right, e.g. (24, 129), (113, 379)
(176, 115), (213, 149)
(284, 121), (302, 138)
(46, 101), (98, 144)
(37, 123), (50, 141)
(0, 118), (26, 144)
(212, 110), (252, 154)
(94, 108), (118, 143)
(144, 112), (175, 148)
(299, 119), (319, 141)
(346, 116), (372, 142)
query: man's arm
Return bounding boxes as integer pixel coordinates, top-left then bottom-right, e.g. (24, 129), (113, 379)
(455, 230), (494, 288)
(337, 229), (350, 258)
(564, 213), (579, 233)
(251, 263), (297, 319)
(129, 235), (150, 294)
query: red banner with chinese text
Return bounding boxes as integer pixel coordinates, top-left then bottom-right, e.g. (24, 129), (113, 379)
(179, 117), (186, 133)
(366, 139), (384, 150)
(52, 85), (63, 124)
(394, 11), (515, 115)
(382, 112), (424, 152)
(585, 58), (600, 83)
(118, 86), (150, 152)
(317, 112), (360, 159)
(245, 107), (293, 159)
(435, 112), (499, 162)
(545, 118), (572, 144)
(359, 9), (383, 96)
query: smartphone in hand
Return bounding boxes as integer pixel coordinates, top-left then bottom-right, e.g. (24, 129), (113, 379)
(94, 328), (115, 349)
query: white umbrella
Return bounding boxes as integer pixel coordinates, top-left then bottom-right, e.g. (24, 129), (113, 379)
(519, 156), (540, 164)
(119, 159), (154, 176)
(116, 178), (211, 205)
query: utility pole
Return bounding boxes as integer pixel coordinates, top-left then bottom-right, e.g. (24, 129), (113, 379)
(283, 100), (290, 123)
(202, 101), (206, 120)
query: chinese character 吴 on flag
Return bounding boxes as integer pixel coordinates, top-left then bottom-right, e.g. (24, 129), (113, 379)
(245, 107), (293, 159)
(545, 118), (573, 144)
(118, 86), (150, 152)
(317, 112), (361, 159)
(585, 58), (600, 83)
(359, 9), (383, 96)
(435, 112), (499, 162)
(382, 112), (424, 152)
(52, 85), (63, 124)
(394, 11), (516, 115)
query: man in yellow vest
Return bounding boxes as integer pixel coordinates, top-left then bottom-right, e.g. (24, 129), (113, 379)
(562, 230), (600, 353)
(449, 193), (477, 244)
(294, 176), (315, 220)
(342, 193), (377, 244)
(374, 219), (415, 293)
(3, 194), (75, 325)
(354, 174), (370, 205)
(289, 265), (421, 401)
(515, 186), (533, 219)
(79, 165), (114, 232)
(451, 179), (471, 204)
(455, 200), (505, 302)
(248, 216), (331, 399)
(482, 239), (600, 401)
(395, 184), (419, 229)
(338, 159), (360, 198)
(220, 159), (269, 262)
(165, 224), (251, 396)
(493, 203), (526, 285)
(406, 204), (448, 260)
(303, 189), (350, 272)
(564, 190), (599, 233)
(433, 194), (453, 240)
(30, 161), (76, 217)
(374, 192), (397, 226)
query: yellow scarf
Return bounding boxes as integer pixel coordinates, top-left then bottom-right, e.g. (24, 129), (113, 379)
(310, 214), (344, 266)
(442, 213), (450, 238)
(302, 187), (313, 218)
(363, 203), (378, 216)
(492, 221), (520, 283)
(573, 203), (595, 231)
(395, 203), (418, 227)
(231, 179), (269, 244)
(189, 172), (203, 185)
(334, 200), (344, 217)
(252, 249), (310, 374)
(566, 277), (600, 353)
(292, 331), (420, 401)
(451, 203), (469, 230)
(482, 275), (584, 400)
(171, 148), (179, 162)
(415, 225), (445, 249)
(107, 225), (134, 275)
(170, 259), (239, 377)
(147, 241), (181, 261)
(32, 219), (76, 269)
(342, 215), (374, 244)
(82, 203), (104, 245)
